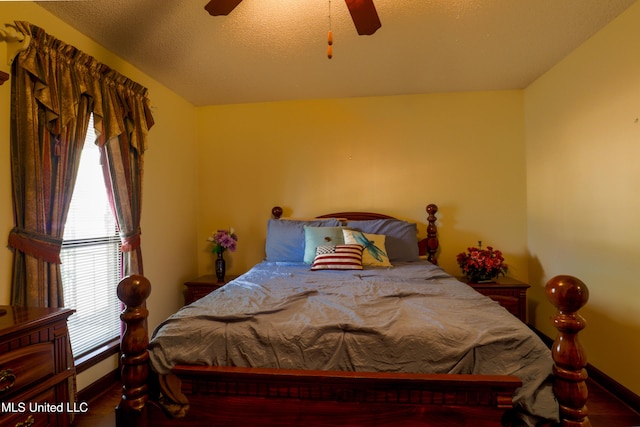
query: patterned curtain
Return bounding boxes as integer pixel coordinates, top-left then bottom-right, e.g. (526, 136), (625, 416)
(96, 88), (150, 276)
(7, 21), (154, 306)
(8, 26), (91, 306)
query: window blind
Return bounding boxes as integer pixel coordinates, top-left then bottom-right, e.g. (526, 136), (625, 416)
(61, 116), (122, 358)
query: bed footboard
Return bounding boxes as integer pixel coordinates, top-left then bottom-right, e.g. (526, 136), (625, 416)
(174, 365), (520, 426)
(116, 273), (590, 427)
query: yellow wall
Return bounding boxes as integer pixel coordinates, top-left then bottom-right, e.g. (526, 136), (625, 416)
(3, 0), (638, 399)
(196, 92), (528, 281)
(525, 2), (640, 395)
(0, 3), (199, 389)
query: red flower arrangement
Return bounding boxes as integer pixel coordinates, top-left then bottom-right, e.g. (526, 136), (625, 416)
(456, 241), (508, 283)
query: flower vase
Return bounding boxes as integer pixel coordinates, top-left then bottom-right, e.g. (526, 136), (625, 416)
(469, 274), (495, 284)
(215, 252), (226, 283)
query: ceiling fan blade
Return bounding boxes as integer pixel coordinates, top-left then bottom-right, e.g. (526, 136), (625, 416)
(344, 0), (381, 35)
(204, 0), (243, 16)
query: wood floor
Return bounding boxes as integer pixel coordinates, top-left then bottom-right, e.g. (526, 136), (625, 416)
(73, 378), (640, 426)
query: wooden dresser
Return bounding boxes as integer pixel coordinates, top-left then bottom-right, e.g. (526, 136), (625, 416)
(460, 277), (530, 323)
(0, 306), (75, 427)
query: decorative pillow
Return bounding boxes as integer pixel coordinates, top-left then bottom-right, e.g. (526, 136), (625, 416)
(346, 219), (419, 262)
(311, 244), (364, 270)
(342, 229), (392, 267)
(303, 226), (345, 264)
(265, 218), (341, 262)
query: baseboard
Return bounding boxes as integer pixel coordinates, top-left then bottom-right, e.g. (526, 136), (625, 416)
(78, 367), (120, 404)
(530, 325), (640, 414)
(587, 363), (640, 413)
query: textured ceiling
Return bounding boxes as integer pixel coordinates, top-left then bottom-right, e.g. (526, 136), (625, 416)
(36, 0), (637, 106)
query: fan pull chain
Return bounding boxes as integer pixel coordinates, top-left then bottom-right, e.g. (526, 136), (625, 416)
(327, 0), (333, 59)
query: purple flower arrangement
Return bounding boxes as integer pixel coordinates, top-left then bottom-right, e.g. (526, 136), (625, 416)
(207, 228), (238, 254)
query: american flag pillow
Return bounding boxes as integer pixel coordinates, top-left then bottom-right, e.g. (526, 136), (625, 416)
(311, 244), (364, 270)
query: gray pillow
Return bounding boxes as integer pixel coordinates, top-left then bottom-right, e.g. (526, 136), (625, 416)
(346, 219), (419, 262)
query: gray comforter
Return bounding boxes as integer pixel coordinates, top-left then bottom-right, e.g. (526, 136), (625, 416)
(149, 261), (558, 424)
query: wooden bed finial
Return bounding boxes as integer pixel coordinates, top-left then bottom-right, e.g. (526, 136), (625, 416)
(425, 204), (439, 264)
(116, 274), (152, 427)
(546, 275), (591, 427)
(272, 206), (283, 219)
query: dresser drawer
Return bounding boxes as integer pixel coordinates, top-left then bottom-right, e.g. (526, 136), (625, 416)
(0, 343), (55, 399)
(0, 387), (57, 427)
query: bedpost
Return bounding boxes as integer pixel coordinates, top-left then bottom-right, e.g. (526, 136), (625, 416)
(546, 275), (591, 427)
(272, 206), (283, 219)
(116, 274), (152, 427)
(424, 203), (439, 264)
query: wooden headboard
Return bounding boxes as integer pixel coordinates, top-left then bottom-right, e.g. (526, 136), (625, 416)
(271, 204), (440, 264)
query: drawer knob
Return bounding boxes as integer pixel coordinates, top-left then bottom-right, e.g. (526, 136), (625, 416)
(15, 415), (35, 427)
(0, 368), (16, 392)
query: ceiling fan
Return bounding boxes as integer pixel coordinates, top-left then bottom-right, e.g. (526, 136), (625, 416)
(204, 0), (382, 36)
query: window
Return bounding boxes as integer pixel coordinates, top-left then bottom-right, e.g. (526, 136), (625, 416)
(60, 115), (122, 359)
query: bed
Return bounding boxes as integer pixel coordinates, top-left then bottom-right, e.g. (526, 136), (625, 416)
(116, 204), (591, 427)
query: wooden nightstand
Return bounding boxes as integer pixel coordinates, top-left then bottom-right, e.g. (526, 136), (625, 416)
(460, 277), (530, 323)
(184, 274), (238, 305)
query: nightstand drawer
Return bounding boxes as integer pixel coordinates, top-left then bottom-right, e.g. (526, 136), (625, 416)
(184, 274), (240, 305)
(188, 284), (223, 302)
(474, 288), (524, 321)
(460, 277), (529, 323)
(0, 343), (55, 399)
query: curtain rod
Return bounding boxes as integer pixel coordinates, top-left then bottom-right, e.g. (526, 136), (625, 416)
(0, 23), (31, 66)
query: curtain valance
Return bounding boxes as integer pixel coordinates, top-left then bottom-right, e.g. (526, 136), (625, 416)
(13, 21), (154, 152)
